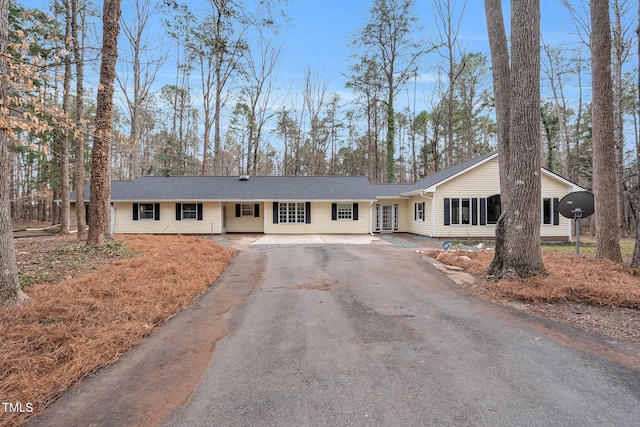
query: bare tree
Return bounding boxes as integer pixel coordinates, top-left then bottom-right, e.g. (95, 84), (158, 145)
(591, 0), (622, 262)
(485, 0), (545, 278)
(350, 0), (424, 183)
(345, 55), (386, 181)
(242, 34), (282, 175)
(612, 0), (634, 234)
(117, 0), (168, 179)
(433, 0), (468, 167)
(88, 0), (122, 247)
(542, 41), (574, 179)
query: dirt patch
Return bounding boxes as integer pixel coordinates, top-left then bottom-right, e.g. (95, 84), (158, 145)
(426, 250), (640, 344)
(272, 281), (335, 292)
(1, 235), (234, 427)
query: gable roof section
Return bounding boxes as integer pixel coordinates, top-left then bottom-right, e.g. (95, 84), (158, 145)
(108, 175), (377, 202)
(401, 151), (584, 195)
(402, 151), (498, 195)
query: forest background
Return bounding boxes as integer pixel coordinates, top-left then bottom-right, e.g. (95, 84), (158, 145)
(8, 0), (640, 237)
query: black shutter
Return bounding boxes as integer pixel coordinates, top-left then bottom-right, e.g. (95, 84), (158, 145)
(472, 198), (478, 226)
(273, 202), (279, 224)
(414, 203), (417, 221)
(133, 203), (139, 221)
(353, 203), (359, 220)
(444, 198), (450, 226)
(235, 204), (241, 217)
(305, 202), (311, 224)
(197, 203), (203, 221)
(85, 204), (90, 224)
(480, 198), (486, 225)
(421, 202), (425, 221)
(176, 203), (182, 221)
(331, 203), (337, 221)
(254, 204), (260, 217)
(553, 198), (560, 225)
(154, 203), (160, 220)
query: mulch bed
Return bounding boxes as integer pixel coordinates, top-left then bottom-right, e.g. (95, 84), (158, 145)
(1, 235), (234, 426)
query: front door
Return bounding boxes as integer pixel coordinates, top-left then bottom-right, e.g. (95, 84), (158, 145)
(376, 204), (397, 232)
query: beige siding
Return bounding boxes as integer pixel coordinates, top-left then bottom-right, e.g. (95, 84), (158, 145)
(225, 203), (264, 232)
(427, 158), (572, 239)
(407, 196), (433, 236)
(113, 202), (222, 234)
(264, 202), (371, 234)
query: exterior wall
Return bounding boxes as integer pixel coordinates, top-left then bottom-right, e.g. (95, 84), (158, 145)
(264, 201), (371, 234)
(113, 202), (222, 234)
(407, 196), (433, 236)
(225, 203), (264, 233)
(374, 198), (409, 232)
(428, 158), (572, 240)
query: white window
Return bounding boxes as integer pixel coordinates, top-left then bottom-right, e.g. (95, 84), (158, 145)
(182, 203), (197, 220)
(416, 202), (424, 221)
(450, 198), (471, 225)
(542, 198), (552, 225)
(337, 203), (353, 220)
(139, 203), (155, 220)
(279, 202), (305, 224)
(241, 204), (254, 217)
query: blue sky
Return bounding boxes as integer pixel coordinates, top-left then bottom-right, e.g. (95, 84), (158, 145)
(276, 0), (576, 91)
(18, 0), (585, 96)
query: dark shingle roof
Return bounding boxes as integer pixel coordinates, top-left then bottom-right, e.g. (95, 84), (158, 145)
(371, 184), (413, 198)
(71, 153), (506, 202)
(106, 175), (377, 201)
(403, 151), (497, 194)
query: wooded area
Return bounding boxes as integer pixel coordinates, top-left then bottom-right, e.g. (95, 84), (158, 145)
(6, 0), (638, 227)
(2, 0), (640, 301)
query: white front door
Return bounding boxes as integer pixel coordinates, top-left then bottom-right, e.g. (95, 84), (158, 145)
(376, 204), (398, 232)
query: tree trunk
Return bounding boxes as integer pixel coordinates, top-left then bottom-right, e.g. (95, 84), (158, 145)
(485, 0), (545, 278)
(612, 0), (627, 236)
(591, 0), (622, 262)
(0, 0), (29, 305)
(59, 0), (72, 235)
(73, 0), (86, 239)
(631, 2), (640, 268)
(506, 0), (544, 277)
(484, 0), (511, 276)
(88, 0), (122, 247)
(386, 89), (395, 183)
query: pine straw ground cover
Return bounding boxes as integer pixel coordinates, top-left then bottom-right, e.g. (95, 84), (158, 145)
(431, 250), (640, 344)
(1, 235), (234, 427)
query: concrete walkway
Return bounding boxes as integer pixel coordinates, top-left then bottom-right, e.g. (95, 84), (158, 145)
(251, 234), (387, 245)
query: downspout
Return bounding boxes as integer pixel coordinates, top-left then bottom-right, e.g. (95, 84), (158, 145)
(369, 201), (374, 235)
(418, 189), (435, 237)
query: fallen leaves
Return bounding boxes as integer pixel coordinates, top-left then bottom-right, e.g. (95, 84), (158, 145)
(1, 235), (234, 426)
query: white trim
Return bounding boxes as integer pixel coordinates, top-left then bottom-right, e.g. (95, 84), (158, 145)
(541, 168), (586, 191)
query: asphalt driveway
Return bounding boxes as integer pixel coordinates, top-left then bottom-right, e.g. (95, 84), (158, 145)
(29, 243), (640, 426)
